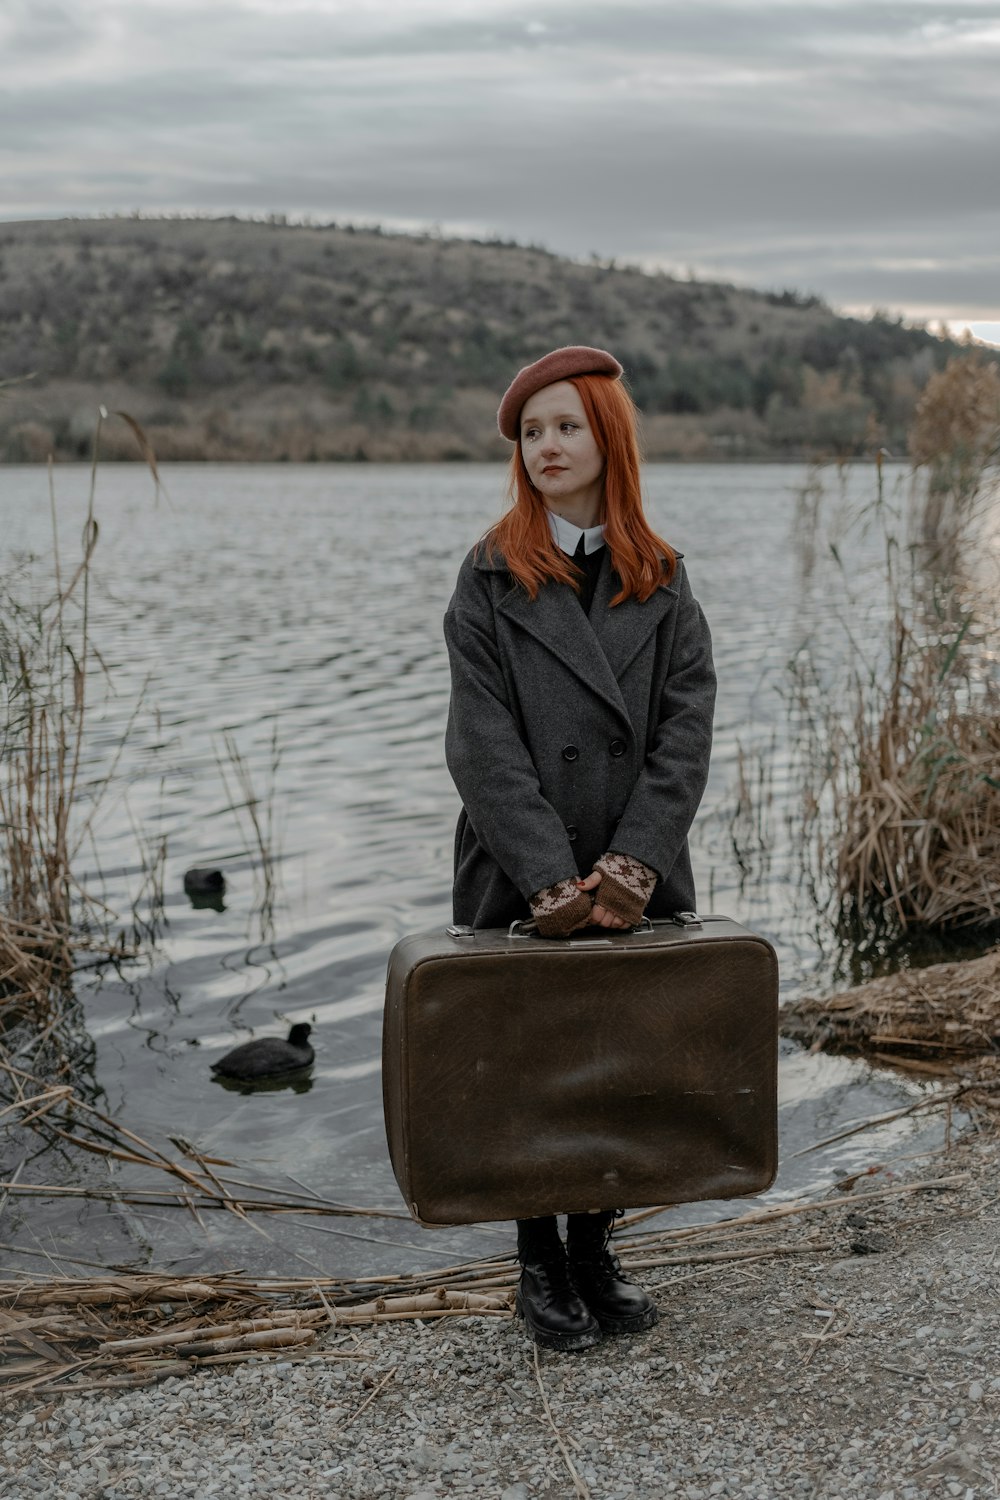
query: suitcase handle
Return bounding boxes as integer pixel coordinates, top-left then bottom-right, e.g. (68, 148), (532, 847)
(507, 915), (654, 939)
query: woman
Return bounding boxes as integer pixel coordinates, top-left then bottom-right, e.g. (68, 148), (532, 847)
(443, 346), (716, 1352)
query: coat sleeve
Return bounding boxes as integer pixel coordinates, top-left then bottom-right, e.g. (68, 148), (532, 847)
(444, 557), (581, 900)
(609, 562), (716, 884)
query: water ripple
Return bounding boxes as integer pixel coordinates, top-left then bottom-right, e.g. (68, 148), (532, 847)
(1, 459), (949, 1274)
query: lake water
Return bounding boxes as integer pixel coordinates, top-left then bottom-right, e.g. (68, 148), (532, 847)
(0, 461), (960, 1278)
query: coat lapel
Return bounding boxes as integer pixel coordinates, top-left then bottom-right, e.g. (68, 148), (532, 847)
(590, 549), (679, 682)
(484, 547), (679, 730)
(496, 564), (629, 726)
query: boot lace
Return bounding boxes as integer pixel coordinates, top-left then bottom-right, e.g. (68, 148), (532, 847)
(571, 1210), (630, 1285)
(531, 1252), (577, 1306)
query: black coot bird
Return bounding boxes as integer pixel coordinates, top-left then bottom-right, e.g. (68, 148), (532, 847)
(211, 1024), (314, 1081)
(184, 867), (227, 913)
(184, 867), (226, 896)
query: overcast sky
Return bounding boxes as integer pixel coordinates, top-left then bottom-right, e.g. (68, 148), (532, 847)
(3, 0), (999, 336)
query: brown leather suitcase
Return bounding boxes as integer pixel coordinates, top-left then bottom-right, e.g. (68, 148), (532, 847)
(382, 914), (778, 1226)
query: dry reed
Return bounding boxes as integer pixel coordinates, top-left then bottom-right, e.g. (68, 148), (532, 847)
(910, 356), (1000, 548)
(789, 359), (1000, 938)
(214, 727), (280, 943)
(0, 412), (158, 1067)
(828, 600), (1000, 930)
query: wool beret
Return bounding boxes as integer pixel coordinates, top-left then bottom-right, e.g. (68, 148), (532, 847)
(497, 345), (623, 441)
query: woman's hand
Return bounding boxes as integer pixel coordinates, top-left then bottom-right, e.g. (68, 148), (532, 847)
(573, 871), (630, 929)
(530, 876), (594, 937)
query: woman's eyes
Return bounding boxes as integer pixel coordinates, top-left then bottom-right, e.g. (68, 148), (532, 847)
(523, 422), (580, 439)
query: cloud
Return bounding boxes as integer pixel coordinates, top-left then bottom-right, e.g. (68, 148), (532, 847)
(2, 0), (999, 321)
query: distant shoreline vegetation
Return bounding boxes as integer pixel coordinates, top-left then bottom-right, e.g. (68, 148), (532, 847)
(1, 214), (994, 465)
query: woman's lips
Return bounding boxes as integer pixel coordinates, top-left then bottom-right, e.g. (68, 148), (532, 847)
(542, 465), (566, 474)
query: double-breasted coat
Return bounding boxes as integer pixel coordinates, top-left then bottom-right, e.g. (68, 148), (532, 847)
(444, 540), (716, 930)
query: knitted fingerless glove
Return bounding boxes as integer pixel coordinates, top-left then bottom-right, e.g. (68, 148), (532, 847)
(592, 851), (658, 927)
(530, 877), (593, 938)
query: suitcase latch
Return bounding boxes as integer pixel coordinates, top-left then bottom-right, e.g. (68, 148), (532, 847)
(671, 910), (703, 928)
(446, 924), (475, 939)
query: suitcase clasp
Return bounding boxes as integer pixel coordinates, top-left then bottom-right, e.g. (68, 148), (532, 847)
(446, 924), (475, 939)
(671, 910), (703, 928)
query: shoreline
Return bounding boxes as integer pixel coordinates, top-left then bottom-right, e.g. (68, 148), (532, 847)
(1, 452), (903, 467)
(781, 944), (1000, 1114)
(4, 1128), (998, 1496)
(4, 945), (1000, 1494)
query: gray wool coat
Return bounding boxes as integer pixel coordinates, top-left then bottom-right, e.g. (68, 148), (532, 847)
(444, 541), (717, 930)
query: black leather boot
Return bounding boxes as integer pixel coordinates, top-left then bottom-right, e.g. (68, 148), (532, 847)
(515, 1216), (602, 1353)
(566, 1210), (658, 1335)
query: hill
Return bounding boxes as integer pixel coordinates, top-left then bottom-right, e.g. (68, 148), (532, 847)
(0, 215), (975, 463)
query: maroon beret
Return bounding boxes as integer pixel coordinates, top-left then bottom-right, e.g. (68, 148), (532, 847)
(497, 345), (623, 441)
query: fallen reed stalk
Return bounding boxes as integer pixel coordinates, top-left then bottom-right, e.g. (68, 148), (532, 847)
(786, 1089), (962, 1157)
(0, 1057), (411, 1227)
(344, 1366), (397, 1426)
(533, 1344), (591, 1499)
(782, 945), (1000, 1107)
(0, 1183), (414, 1217)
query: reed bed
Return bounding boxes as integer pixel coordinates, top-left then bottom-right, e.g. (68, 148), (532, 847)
(0, 1169), (969, 1399)
(0, 413), (159, 1068)
(821, 602), (1000, 932)
(789, 358), (1000, 939)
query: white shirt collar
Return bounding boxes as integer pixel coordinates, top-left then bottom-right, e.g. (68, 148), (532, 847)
(546, 510), (606, 557)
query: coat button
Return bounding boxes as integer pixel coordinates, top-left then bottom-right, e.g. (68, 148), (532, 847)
(565, 825), (578, 842)
(609, 738), (626, 757)
(561, 744), (579, 762)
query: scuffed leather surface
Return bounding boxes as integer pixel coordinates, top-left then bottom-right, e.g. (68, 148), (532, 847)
(383, 917), (778, 1226)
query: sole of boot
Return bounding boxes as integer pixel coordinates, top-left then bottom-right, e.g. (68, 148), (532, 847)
(592, 1303), (659, 1336)
(515, 1288), (603, 1353)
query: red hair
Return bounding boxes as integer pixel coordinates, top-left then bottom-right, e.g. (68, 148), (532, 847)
(481, 374), (677, 604)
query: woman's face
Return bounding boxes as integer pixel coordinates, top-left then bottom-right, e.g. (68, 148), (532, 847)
(519, 380), (605, 516)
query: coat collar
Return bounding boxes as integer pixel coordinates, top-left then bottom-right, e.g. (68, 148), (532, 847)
(476, 544), (679, 731)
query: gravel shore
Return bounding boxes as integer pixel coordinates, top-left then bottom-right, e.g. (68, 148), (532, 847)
(5, 1131), (999, 1500)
